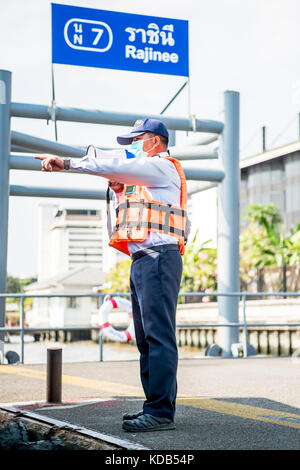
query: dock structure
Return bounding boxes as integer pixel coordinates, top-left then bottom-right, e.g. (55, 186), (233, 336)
(1, 356), (300, 451)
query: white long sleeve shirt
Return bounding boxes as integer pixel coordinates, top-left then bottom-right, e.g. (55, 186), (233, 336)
(69, 146), (181, 254)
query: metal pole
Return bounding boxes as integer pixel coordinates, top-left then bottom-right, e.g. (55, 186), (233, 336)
(98, 294), (104, 362)
(9, 149), (218, 170)
(99, 331), (103, 362)
(11, 131), (218, 161)
(168, 130), (176, 148)
(20, 296), (25, 364)
(262, 126), (266, 152)
(9, 170), (225, 194)
(11, 130), (85, 158)
(11, 145), (43, 153)
(184, 134), (218, 146)
(188, 182), (217, 196)
(10, 184), (108, 200)
(181, 167), (225, 182)
(242, 295), (248, 358)
(170, 145), (218, 160)
(47, 347), (62, 403)
(11, 102), (224, 134)
(160, 80), (188, 115)
(0, 70), (11, 361)
(217, 91), (240, 357)
(51, 64), (58, 141)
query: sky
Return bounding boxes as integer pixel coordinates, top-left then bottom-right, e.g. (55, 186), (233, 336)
(1, 0), (300, 278)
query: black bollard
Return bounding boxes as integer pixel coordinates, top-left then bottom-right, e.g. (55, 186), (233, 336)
(47, 347), (62, 403)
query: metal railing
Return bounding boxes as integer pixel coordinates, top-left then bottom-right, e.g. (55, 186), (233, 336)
(1, 291), (300, 363)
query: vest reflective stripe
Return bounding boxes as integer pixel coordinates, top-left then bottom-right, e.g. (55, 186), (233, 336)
(115, 204), (186, 237)
(109, 156), (187, 256)
(115, 221), (185, 237)
(116, 201), (186, 216)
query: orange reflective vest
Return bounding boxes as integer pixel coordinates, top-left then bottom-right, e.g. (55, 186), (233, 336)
(108, 156), (187, 257)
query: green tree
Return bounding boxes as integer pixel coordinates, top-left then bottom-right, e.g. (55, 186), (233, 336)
(241, 204), (300, 292)
(6, 275), (37, 294)
(239, 223), (267, 288)
(181, 230), (217, 302)
(287, 223), (300, 266)
(102, 260), (131, 293)
(6, 275), (22, 293)
(5, 275), (37, 312)
(244, 205), (286, 260)
(242, 203), (282, 238)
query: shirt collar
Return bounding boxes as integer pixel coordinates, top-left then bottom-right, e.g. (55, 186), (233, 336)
(157, 151), (169, 157)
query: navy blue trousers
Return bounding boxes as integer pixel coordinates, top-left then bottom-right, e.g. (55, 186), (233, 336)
(130, 245), (182, 421)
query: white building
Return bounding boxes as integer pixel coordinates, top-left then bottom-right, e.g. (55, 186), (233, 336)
(26, 204), (109, 330)
(25, 265), (105, 328)
(38, 205), (105, 280)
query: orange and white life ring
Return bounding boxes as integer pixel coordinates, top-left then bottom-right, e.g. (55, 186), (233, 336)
(99, 296), (135, 343)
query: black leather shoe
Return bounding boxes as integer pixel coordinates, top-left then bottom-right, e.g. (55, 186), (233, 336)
(122, 410), (143, 420)
(122, 413), (175, 432)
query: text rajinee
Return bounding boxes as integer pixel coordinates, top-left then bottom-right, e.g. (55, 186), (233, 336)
(125, 45), (179, 64)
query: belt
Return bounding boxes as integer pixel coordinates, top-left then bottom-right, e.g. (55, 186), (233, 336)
(131, 244), (179, 261)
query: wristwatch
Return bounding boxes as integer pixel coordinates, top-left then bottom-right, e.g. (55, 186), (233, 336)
(63, 159), (71, 170)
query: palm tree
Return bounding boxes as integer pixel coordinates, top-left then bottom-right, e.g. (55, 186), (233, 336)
(288, 223), (300, 266)
(242, 204), (282, 239)
(181, 229), (217, 302)
(241, 204), (300, 293)
(242, 204), (289, 292)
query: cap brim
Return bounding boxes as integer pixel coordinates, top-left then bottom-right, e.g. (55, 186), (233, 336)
(117, 131), (145, 145)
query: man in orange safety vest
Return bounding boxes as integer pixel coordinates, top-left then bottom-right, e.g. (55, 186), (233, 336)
(36, 118), (189, 432)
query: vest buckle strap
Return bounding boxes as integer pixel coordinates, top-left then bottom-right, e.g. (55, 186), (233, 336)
(114, 221), (185, 238)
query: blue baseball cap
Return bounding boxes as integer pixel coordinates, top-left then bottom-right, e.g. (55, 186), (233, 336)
(117, 118), (169, 145)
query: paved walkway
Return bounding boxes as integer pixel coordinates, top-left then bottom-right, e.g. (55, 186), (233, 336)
(1, 357), (300, 450)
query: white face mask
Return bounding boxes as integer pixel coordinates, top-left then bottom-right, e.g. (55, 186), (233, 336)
(130, 137), (155, 159)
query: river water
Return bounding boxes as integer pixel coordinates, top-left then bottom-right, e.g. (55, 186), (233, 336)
(4, 335), (204, 364)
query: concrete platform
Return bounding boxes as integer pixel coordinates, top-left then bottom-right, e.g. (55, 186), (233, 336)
(1, 357), (300, 450)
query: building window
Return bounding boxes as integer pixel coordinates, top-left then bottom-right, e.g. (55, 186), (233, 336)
(67, 297), (78, 308)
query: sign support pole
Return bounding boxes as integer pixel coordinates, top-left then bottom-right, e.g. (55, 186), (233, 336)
(160, 80), (188, 115)
(217, 90), (240, 357)
(51, 64), (58, 141)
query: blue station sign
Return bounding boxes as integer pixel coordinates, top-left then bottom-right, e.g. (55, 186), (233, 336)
(51, 3), (189, 77)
